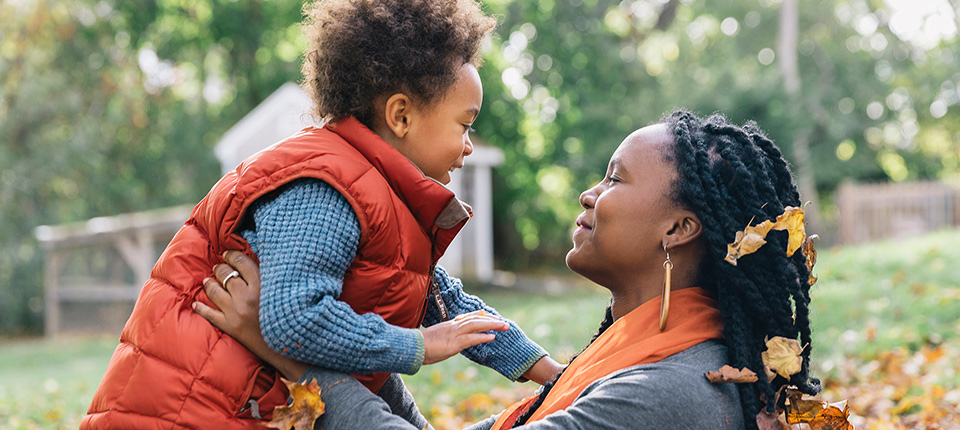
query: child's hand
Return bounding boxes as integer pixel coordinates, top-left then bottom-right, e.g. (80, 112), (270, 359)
(421, 310), (509, 365)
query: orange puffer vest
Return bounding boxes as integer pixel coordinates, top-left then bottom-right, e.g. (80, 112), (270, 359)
(82, 117), (471, 429)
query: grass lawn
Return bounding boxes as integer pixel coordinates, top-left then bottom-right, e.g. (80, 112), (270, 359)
(3, 228), (960, 429)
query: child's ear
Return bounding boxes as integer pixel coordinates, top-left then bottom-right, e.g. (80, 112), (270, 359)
(383, 93), (412, 139)
(662, 210), (702, 249)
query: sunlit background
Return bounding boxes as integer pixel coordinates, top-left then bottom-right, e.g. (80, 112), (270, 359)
(1, 0), (959, 428)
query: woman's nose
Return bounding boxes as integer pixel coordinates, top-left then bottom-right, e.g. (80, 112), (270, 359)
(579, 187), (598, 209)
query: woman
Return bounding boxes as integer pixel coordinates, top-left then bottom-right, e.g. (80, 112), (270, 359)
(195, 110), (821, 429)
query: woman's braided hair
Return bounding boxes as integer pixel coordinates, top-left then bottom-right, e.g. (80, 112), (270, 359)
(513, 110), (820, 429)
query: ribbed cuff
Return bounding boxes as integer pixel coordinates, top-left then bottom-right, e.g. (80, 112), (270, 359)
(506, 348), (549, 381)
(404, 329), (425, 375)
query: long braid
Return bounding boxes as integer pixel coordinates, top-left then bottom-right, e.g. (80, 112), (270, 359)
(665, 110), (820, 428)
(511, 306), (614, 427)
(511, 111), (818, 429)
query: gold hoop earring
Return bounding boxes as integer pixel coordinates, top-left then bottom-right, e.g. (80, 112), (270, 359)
(660, 245), (673, 332)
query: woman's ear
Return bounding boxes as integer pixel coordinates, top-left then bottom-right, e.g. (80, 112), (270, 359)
(663, 210), (702, 249)
(382, 93), (412, 139)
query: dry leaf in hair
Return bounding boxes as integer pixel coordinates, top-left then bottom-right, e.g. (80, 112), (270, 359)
(802, 234), (819, 285)
(724, 206), (808, 265)
(724, 222), (773, 265)
(770, 206), (806, 257)
(784, 390), (826, 424)
(808, 401), (854, 430)
(266, 378), (325, 430)
(756, 409), (789, 430)
(705, 365), (759, 384)
(761, 336), (804, 380)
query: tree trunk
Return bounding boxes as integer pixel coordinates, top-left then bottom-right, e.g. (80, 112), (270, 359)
(778, 0), (823, 232)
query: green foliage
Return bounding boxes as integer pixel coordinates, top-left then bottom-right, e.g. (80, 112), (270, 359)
(0, 0), (306, 334)
(2, 0), (959, 334)
(475, 0), (960, 269)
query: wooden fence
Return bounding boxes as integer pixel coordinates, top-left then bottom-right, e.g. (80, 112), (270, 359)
(34, 205), (192, 336)
(836, 180), (960, 245)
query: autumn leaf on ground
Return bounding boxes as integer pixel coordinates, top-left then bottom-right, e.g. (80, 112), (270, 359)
(770, 206), (806, 257)
(705, 365), (759, 383)
(761, 336), (804, 381)
(266, 378), (325, 430)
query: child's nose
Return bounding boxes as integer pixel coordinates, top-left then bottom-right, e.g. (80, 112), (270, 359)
(463, 136), (475, 156)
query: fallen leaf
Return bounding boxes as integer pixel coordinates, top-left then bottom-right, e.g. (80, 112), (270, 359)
(266, 378), (325, 430)
(770, 206), (806, 256)
(456, 393), (495, 413)
(706, 365), (759, 383)
(761, 336), (804, 380)
(808, 400), (854, 430)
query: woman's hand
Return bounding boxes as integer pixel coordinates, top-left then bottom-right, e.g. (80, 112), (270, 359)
(421, 310), (510, 365)
(192, 250), (308, 381)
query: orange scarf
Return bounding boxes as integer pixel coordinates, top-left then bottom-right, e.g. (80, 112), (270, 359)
(490, 287), (724, 429)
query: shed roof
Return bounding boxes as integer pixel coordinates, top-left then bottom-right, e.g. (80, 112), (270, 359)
(214, 83), (503, 174)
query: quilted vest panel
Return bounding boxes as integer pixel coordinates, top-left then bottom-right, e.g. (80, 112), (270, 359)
(82, 118), (467, 429)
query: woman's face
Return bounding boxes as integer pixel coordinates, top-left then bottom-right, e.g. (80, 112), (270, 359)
(565, 123), (682, 288)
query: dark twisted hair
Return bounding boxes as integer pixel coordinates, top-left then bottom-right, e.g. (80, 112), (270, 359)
(513, 110), (820, 429)
(301, 0), (496, 127)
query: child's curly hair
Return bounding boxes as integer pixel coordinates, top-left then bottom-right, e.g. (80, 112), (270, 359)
(302, 0), (496, 126)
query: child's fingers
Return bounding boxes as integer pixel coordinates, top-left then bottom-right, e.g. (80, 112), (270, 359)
(453, 309), (490, 321)
(457, 317), (509, 334)
(192, 301), (225, 329)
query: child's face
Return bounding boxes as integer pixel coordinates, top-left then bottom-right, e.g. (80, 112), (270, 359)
(565, 124), (681, 287)
(396, 63), (483, 184)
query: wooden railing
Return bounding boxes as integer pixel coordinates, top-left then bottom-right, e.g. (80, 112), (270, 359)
(836, 181), (960, 245)
(34, 205), (192, 336)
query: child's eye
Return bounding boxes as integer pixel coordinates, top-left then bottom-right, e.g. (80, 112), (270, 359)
(464, 125), (476, 133)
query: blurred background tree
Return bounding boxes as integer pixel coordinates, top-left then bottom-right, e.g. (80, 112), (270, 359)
(1, 0), (957, 334)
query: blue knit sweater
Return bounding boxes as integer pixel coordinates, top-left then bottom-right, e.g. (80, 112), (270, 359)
(240, 178), (547, 379)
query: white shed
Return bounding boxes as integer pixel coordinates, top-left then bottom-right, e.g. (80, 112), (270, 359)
(214, 83), (503, 281)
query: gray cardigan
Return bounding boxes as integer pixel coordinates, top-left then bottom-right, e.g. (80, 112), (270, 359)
(302, 340), (744, 429)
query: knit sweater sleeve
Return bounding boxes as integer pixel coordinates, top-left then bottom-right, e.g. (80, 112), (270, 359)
(422, 266), (548, 381)
(241, 178), (425, 375)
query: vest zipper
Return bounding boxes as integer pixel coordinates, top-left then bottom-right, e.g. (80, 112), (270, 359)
(428, 262), (451, 321)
